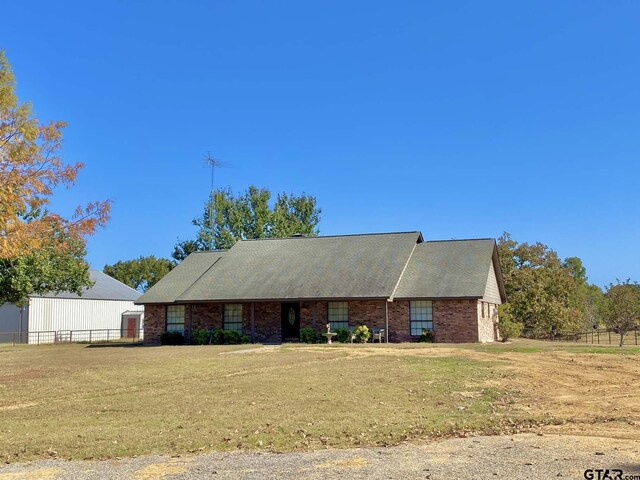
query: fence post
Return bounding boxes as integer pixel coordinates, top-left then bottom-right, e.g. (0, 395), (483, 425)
(38, 331), (40, 345)
(608, 330), (611, 345)
(597, 330), (600, 344)
(635, 327), (638, 346)
(107, 329), (110, 342)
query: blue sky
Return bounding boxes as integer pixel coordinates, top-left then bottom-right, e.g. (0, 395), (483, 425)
(3, 1), (639, 286)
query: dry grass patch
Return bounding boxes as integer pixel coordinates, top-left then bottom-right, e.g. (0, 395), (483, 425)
(3, 340), (638, 463)
(0, 343), (508, 463)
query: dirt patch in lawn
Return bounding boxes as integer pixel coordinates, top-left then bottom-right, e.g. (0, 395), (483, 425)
(499, 350), (640, 438)
(294, 341), (640, 438)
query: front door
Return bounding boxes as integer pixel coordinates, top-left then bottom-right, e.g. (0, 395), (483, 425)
(281, 303), (300, 341)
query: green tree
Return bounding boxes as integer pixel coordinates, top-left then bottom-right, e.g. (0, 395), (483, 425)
(0, 233), (90, 306)
(173, 186), (321, 261)
(570, 282), (604, 330)
(563, 257), (587, 282)
(0, 51), (109, 305)
(497, 233), (594, 337)
(600, 280), (640, 347)
(103, 256), (174, 292)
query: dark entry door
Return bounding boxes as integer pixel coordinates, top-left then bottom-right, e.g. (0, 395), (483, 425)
(281, 303), (300, 341)
(126, 317), (137, 338)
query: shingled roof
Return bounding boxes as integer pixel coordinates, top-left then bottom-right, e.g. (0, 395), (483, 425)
(392, 239), (498, 299)
(137, 232), (506, 304)
(135, 251), (225, 304)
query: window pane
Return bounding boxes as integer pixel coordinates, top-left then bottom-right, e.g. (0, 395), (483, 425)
(166, 305), (185, 332)
(328, 302), (348, 330)
(410, 301), (433, 335)
(224, 304), (243, 332)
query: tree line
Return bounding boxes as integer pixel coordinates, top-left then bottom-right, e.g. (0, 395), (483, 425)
(497, 233), (640, 345)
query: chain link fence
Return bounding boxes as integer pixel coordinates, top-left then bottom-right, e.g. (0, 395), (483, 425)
(522, 327), (639, 345)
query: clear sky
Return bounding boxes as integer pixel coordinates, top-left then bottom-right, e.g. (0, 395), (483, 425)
(3, 1), (639, 287)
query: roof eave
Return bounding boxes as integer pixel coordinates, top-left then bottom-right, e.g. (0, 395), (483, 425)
(139, 296), (393, 305)
(392, 296), (482, 301)
(492, 241), (508, 303)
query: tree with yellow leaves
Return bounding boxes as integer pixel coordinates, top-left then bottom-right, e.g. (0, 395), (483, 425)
(0, 51), (110, 305)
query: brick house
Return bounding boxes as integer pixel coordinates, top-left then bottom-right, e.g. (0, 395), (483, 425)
(137, 232), (506, 344)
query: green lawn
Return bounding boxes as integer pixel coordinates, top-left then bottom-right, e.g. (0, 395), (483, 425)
(0, 343), (513, 463)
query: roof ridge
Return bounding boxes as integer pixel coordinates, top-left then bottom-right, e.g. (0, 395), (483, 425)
(240, 231), (422, 241)
(424, 238), (495, 243)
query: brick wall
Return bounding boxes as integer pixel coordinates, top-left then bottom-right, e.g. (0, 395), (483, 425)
(144, 298), (488, 344)
(314, 301), (327, 328)
(388, 300), (411, 342)
(432, 299), (479, 343)
(143, 304), (165, 344)
(300, 301), (315, 329)
(350, 300), (386, 330)
(253, 302), (281, 343)
(190, 303), (222, 331)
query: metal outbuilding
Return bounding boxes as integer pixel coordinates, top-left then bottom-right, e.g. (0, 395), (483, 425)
(0, 271), (144, 343)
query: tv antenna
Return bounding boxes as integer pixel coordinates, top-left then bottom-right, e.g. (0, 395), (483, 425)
(204, 152), (225, 250)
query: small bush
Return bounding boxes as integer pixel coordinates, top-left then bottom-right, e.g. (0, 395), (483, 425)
(335, 328), (350, 344)
(497, 304), (523, 341)
(222, 330), (242, 345)
(211, 329), (224, 345)
(498, 317), (523, 341)
(300, 327), (318, 344)
(418, 329), (435, 343)
(160, 331), (184, 346)
(191, 329), (210, 345)
(353, 325), (371, 343)
(206, 329), (246, 345)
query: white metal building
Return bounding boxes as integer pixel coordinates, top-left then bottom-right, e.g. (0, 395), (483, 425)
(0, 271), (143, 344)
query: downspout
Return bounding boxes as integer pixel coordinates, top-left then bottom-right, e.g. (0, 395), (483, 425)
(251, 302), (255, 343)
(384, 300), (389, 343)
(386, 242), (418, 343)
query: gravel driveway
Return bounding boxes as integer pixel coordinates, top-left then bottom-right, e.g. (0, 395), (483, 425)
(1, 433), (639, 479)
